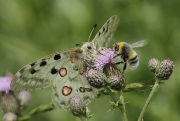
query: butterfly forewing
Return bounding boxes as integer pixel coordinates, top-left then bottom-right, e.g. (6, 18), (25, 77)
(11, 48), (80, 91)
(92, 15), (120, 48)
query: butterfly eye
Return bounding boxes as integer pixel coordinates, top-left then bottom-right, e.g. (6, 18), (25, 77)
(87, 46), (91, 49)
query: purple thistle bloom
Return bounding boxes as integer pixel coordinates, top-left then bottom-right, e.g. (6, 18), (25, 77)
(0, 76), (12, 93)
(93, 49), (116, 69)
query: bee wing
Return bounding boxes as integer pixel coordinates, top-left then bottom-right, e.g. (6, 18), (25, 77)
(130, 40), (148, 48)
(91, 15), (120, 48)
(11, 48), (81, 91)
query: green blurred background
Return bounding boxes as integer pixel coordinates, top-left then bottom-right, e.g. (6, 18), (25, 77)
(0, 0), (179, 121)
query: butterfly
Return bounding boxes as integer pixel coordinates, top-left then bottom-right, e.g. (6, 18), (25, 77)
(10, 15), (120, 110)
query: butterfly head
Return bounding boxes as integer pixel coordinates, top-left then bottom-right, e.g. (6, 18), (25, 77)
(80, 42), (97, 60)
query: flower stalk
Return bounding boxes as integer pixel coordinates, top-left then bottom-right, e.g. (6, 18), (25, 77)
(104, 87), (128, 121)
(18, 103), (55, 121)
(137, 77), (160, 121)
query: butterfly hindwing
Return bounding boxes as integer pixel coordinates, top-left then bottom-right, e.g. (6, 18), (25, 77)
(92, 15), (120, 48)
(52, 66), (96, 110)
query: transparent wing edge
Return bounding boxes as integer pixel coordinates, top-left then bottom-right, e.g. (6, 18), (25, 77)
(131, 40), (148, 48)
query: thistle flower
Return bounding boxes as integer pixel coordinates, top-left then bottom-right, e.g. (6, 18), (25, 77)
(1, 91), (19, 113)
(93, 48), (116, 69)
(107, 74), (125, 90)
(148, 58), (160, 73)
(0, 76), (12, 93)
(86, 69), (107, 88)
(17, 91), (31, 108)
(70, 96), (86, 116)
(155, 59), (173, 80)
(92, 48), (125, 90)
(3, 112), (17, 121)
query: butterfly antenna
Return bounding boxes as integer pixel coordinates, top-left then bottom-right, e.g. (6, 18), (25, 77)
(88, 24), (97, 42)
(95, 49), (104, 55)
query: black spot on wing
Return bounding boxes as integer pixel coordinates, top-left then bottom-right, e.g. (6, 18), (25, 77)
(98, 32), (101, 36)
(19, 68), (25, 73)
(54, 54), (61, 60)
(30, 62), (36, 67)
(51, 67), (57, 74)
(30, 69), (36, 74)
(103, 27), (105, 32)
(40, 61), (47, 67)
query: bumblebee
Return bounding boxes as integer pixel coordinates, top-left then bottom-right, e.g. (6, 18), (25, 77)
(114, 40), (148, 72)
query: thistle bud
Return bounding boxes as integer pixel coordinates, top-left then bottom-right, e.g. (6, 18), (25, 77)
(1, 91), (19, 113)
(148, 58), (160, 73)
(86, 69), (107, 88)
(107, 74), (125, 90)
(3, 112), (17, 121)
(155, 59), (173, 80)
(17, 91), (31, 108)
(70, 96), (86, 116)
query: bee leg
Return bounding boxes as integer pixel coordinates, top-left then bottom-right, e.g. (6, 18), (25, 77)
(115, 61), (126, 74)
(115, 61), (124, 65)
(122, 62), (127, 74)
(114, 53), (122, 58)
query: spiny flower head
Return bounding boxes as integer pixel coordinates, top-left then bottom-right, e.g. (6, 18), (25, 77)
(148, 58), (160, 73)
(86, 69), (107, 88)
(3, 112), (17, 121)
(107, 74), (125, 90)
(70, 96), (86, 117)
(1, 91), (19, 113)
(155, 59), (173, 80)
(18, 91), (31, 108)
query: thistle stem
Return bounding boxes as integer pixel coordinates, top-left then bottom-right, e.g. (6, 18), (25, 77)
(18, 103), (55, 121)
(137, 78), (160, 121)
(119, 91), (128, 121)
(79, 116), (87, 121)
(104, 87), (128, 121)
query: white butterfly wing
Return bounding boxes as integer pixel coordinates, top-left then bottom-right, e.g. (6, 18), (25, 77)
(11, 47), (97, 110)
(91, 15), (120, 48)
(11, 48), (81, 91)
(52, 67), (96, 110)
